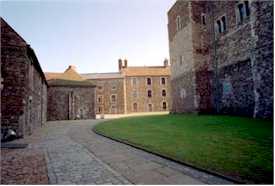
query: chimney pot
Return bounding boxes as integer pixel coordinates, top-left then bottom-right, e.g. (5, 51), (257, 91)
(118, 59), (123, 71)
(124, 59), (128, 68)
(164, 59), (169, 67)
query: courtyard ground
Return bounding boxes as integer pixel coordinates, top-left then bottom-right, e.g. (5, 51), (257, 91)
(1, 119), (233, 184)
(94, 114), (273, 184)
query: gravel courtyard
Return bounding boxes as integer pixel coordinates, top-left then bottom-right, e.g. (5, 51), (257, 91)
(1, 119), (233, 184)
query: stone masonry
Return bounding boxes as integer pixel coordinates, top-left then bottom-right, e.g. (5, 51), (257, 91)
(1, 18), (48, 138)
(168, 0), (273, 119)
(47, 66), (96, 121)
(80, 59), (171, 114)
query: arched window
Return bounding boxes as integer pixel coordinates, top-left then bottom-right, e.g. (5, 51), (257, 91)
(148, 90), (152, 98)
(163, 102), (167, 110)
(147, 78), (151, 85)
(162, 89), (166, 97)
(161, 77), (166, 85)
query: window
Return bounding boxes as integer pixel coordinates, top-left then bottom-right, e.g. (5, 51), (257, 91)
(147, 78), (152, 85)
(112, 85), (116, 90)
(244, 1), (250, 17)
(238, 3), (245, 23)
(148, 104), (153, 112)
(133, 103), (138, 112)
(162, 89), (166, 97)
(221, 16), (226, 32)
(237, 1), (250, 24)
(216, 16), (226, 35)
(148, 90), (152, 98)
(176, 16), (181, 31)
(161, 77), (166, 85)
(163, 102), (167, 110)
(111, 95), (116, 103)
(132, 77), (137, 86)
(98, 107), (102, 113)
(201, 14), (206, 25)
(97, 86), (103, 92)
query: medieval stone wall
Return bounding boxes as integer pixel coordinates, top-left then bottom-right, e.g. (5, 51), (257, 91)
(1, 18), (48, 137)
(47, 86), (96, 121)
(168, 1), (273, 118)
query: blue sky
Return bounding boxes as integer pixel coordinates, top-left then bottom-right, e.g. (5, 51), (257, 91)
(1, 0), (176, 73)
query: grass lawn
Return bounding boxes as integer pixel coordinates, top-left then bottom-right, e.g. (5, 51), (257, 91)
(94, 114), (273, 184)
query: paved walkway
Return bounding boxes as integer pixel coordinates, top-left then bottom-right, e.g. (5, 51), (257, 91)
(20, 120), (233, 184)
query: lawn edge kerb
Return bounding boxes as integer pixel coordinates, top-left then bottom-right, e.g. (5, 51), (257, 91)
(92, 126), (244, 184)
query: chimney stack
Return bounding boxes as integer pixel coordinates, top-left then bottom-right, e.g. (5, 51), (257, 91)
(164, 58), (169, 67)
(118, 59), (123, 71)
(124, 59), (128, 68)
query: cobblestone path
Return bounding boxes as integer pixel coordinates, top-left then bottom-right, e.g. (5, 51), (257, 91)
(9, 119), (234, 184)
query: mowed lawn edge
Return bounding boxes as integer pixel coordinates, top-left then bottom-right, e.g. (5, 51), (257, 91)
(94, 114), (273, 184)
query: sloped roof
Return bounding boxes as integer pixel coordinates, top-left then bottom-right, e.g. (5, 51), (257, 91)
(120, 66), (170, 77)
(47, 79), (95, 87)
(46, 66), (95, 87)
(45, 72), (62, 80)
(81, 72), (124, 80)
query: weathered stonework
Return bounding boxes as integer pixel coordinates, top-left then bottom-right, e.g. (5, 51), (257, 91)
(46, 66), (96, 121)
(1, 18), (48, 137)
(168, 0), (273, 118)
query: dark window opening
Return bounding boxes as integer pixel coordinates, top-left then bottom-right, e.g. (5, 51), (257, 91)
(148, 90), (152, 98)
(161, 77), (166, 85)
(98, 97), (102, 103)
(202, 15), (206, 25)
(163, 102), (167, 110)
(217, 20), (222, 33)
(162, 90), (166, 97)
(111, 95), (116, 102)
(244, 1), (250, 17)
(238, 3), (244, 23)
(221, 16), (226, 32)
(147, 78), (151, 85)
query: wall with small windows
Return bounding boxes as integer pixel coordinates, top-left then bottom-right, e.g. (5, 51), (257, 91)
(88, 78), (125, 114)
(168, 0), (273, 118)
(125, 75), (171, 113)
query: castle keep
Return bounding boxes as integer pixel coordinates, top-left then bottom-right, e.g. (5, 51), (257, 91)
(168, 0), (273, 118)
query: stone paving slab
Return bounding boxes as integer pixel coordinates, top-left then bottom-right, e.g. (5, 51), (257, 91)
(67, 120), (234, 185)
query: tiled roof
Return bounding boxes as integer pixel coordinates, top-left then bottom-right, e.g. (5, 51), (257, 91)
(120, 66), (170, 77)
(81, 73), (124, 80)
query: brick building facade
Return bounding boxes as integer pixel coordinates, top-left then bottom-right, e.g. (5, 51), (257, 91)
(81, 59), (171, 114)
(1, 18), (48, 138)
(46, 66), (96, 121)
(168, 0), (273, 118)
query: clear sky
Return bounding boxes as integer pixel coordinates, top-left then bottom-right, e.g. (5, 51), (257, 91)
(1, 0), (176, 73)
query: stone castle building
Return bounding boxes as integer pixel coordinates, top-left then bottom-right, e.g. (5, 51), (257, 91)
(81, 59), (171, 114)
(46, 66), (96, 121)
(1, 18), (48, 137)
(168, 0), (273, 118)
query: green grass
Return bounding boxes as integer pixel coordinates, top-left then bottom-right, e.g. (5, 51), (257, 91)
(94, 114), (273, 184)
